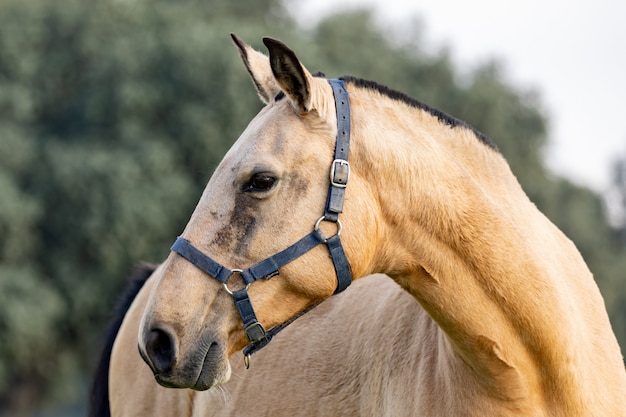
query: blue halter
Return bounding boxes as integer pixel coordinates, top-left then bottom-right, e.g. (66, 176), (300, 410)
(170, 79), (352, 367)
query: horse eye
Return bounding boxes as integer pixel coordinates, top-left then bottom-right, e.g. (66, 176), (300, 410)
(244, 173), (276, 192)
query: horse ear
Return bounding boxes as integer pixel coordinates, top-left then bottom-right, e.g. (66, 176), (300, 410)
(231, 33), (281, 104)
(262, 37), (314, 113)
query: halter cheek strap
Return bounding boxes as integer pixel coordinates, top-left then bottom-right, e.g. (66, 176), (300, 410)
(170, 79), (352, 367)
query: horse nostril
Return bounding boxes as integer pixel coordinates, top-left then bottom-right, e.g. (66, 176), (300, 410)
(145, 328), (177, 374)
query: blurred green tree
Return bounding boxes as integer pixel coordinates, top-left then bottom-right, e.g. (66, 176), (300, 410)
(611, 150), (626, 237)
(0, 0), (291, 414)
(603, 150), (626, 344)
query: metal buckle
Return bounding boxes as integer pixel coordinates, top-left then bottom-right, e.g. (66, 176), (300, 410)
(330, 159), (350, 188)
(244, 322), (267, 343)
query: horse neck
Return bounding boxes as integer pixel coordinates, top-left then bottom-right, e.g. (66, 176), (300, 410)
(350, 91), (549, 277)
(348, 88), (613, 408)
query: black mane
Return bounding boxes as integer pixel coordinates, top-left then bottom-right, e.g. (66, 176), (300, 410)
(339, 75), (498, 151)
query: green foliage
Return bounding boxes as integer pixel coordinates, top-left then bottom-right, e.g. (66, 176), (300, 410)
(611, 153), (626, 234)
(604, 152), (626, 343)
(0, 0), (290, 412)
(0, 2), (623, 415)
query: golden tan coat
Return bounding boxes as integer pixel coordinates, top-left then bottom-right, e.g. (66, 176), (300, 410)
(113, 35), (626, 415)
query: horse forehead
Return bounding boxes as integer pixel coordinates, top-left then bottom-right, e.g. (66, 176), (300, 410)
(200, 106), (307, 203)
(240, 102), (331, 155)
(239, 102), (282, 134)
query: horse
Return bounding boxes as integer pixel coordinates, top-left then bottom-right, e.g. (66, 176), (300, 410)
(128, 33), (625, 415)
(91, 266), (435, 416)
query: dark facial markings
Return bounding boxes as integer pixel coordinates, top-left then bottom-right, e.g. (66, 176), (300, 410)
(288, 173), (311, 197)
(210, 193), (258, 258)
(209, 168), (312, 262)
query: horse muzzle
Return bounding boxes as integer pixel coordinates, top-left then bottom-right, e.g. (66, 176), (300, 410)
(138, 324), (231, 390)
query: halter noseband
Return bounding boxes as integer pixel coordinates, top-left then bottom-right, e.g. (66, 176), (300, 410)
(170, 79), (352, 368)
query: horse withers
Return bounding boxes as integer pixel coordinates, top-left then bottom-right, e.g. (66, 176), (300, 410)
(127, 34), (625, 415)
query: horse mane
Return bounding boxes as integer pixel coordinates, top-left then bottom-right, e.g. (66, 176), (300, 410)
(88, 263), (157, 417)
(338, 75), (498, 151)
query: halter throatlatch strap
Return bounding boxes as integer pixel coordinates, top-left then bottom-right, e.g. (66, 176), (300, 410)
(170, 79), (353, 367)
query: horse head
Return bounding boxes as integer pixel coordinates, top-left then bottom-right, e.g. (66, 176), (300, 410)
(138, 35), (377, 390)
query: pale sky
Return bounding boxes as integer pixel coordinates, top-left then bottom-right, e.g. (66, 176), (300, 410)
(288, 0), (626, 193)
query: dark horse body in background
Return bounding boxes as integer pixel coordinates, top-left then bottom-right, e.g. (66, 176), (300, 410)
(89, 264), (155, 417)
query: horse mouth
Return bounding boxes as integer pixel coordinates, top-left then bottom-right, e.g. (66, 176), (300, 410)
(191, 341), (231, 390)
(141, 338), (231, 390)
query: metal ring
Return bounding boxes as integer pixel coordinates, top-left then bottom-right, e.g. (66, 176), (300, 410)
(314, 216), (342, 240)
(244, 353), (251, 369)
(222, 269), (249, 295)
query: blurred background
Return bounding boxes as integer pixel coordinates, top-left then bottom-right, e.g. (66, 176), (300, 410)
(0, 0), (624, 415)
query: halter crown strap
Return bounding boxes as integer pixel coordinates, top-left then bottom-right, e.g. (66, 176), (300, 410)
(170, 79), (352, 366)
(324, 78), (352, 294)
(325, 79), (351, 221)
